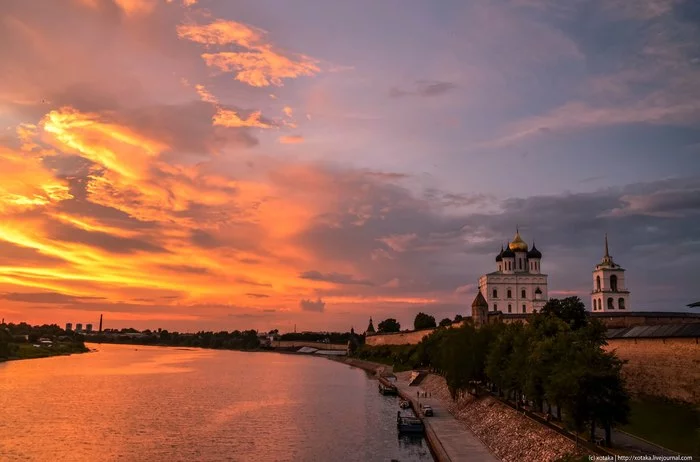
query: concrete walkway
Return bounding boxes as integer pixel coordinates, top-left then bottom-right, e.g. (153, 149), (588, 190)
(394, 376), (498, 462)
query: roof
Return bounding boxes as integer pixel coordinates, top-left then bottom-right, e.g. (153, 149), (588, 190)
(606, 323), (700, 339)
(527, 243), (542, 259)
(591, 311), (700, 319)
(472, 290), (488, 308)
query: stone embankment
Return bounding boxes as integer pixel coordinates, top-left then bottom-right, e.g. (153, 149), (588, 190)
(396, 372), (585, 462)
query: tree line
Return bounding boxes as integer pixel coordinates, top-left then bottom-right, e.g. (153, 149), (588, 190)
(92, 329), (261, 350)
(0, 322), (88, 360)
(356, 297), (630, 446)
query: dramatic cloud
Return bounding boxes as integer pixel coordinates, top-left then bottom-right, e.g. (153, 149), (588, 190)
(213, 108), (272, 128)
(0, 0), (698, 333)
(300, 298), (325, 312)
(279, 135), (304, 144)
(177, 19), (320, 87)
(299, 271), (374, 286)
(0, 292), (105, 304)
(389, 80), (457, 98)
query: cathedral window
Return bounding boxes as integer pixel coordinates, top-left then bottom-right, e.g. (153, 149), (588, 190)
(519, 259), (522, 270)
(610, 275), (618, 291)
(499, 264), (502, 272)
(493, 289), (498, 298)
(522, 304), (526, 313)
(507, 289), (512, 298)
(607, 297), (614, 310)
(618, 298), (625, 310)
(596, 275), (601, 291)
(493, 304), (497, 311)
(521, 289), (526, 298)
(507, 304), (512, 313)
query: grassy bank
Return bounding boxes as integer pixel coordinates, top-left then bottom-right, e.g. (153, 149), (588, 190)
(622, 396), (700, 456)
(3, 342), (90, 362)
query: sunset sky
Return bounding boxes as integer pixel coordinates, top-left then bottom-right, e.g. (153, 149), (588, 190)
(1, 0), (699, 333)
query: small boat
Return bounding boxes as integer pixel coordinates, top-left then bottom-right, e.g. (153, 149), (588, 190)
(397, 415), (424, 434)
(379, 382), (398, 395)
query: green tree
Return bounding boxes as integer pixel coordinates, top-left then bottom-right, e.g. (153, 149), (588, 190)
(541, 297), (589, 330)
(453, 314), (463, 323)
(377, 318), (400, 333)
(414, 312), (437, 330)
(439, 318), (452, 327)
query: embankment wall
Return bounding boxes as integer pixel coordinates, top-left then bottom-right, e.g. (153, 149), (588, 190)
(604, 338), (700, 405)
(271, 340), (347, 350)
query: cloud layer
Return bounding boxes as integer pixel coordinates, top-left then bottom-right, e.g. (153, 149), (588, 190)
(0, 0), (698, 332)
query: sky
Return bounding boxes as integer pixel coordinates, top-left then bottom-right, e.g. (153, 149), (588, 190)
(1, 0), (699, 333)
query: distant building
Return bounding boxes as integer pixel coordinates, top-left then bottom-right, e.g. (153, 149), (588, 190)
(65, 323), (73, 332)
(478, 229), (548, 316)
(591, 234), (630, 312)
(75, 323), (83, 333)
(86, 324), (93, 333)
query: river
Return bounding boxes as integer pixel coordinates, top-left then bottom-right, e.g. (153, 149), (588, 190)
(0, 343), (433, 462)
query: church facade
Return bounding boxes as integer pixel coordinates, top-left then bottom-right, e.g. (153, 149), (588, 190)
(478, 230), (548, 315)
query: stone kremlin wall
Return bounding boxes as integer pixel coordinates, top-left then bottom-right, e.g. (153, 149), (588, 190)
(365, 319), (700, 405)
(605, 338), (700, 405)
(365, 328), (436, 346)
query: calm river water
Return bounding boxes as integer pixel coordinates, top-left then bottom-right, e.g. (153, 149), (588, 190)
(0, 344), (433, 462)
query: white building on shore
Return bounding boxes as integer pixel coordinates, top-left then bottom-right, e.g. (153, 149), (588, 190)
(478, 229), (548, 315)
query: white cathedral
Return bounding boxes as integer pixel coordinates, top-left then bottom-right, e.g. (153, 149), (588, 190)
(477, 230), (631, 316)
(478, 229), (549, 315)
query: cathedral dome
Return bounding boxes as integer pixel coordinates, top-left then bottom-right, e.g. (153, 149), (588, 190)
(508, 231), (528, 252)
(502, 246), (515, 258)
(495, 246), (504, 262)
(527, 243), (542, 259)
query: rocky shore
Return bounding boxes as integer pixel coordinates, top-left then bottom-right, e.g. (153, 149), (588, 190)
(332, 356), (584, 461)
(395, 372), (584, 462)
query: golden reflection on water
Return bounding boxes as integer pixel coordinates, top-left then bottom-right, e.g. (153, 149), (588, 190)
(0, 343), (433, 462)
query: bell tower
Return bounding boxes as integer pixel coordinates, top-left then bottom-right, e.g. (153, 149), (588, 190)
(591, 234), (630, 312)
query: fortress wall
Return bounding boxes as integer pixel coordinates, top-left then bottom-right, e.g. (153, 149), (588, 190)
(366, 327), (700, 404)
(604, 337), (700, 405)
(365, 329), (436, 346)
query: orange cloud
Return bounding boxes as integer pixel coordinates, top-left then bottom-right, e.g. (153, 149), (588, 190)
(283, 106), (293, 118)
(213, 108), (272, 128)
(194, 84), (218, 103)
(177, 20), (320, 87)
(279, 135), (304, 144)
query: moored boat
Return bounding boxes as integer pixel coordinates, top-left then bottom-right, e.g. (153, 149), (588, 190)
(378, 382), (398, 395)
(397, 415), (424, 434)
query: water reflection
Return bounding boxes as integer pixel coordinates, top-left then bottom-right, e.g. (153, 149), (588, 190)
(0, 344), (433, 462)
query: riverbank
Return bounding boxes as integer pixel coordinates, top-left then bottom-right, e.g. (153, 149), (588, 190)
(1, 342), (90, 362)
(331, 356), (589, 462)
(331, 357), (497, 461)
(395, 371), (586, 462)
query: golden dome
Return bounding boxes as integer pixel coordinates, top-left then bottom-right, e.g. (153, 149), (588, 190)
(508, 231), (528, 252)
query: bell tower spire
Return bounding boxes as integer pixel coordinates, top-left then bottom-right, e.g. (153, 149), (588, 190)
(592, 233), (630, 312)
(604, 233), (610, 257)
